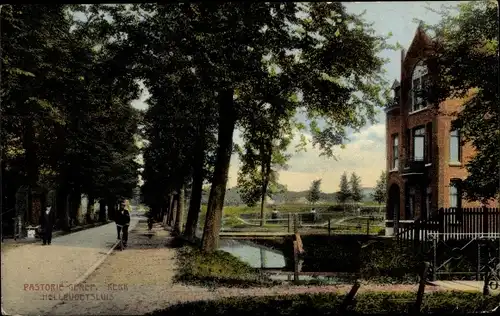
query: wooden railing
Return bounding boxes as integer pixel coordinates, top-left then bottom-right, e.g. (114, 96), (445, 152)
(396, 207), (500, 247)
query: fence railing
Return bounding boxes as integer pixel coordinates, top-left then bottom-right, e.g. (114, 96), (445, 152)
(396, 207), (500, 246)
(222, 212), (385, 236)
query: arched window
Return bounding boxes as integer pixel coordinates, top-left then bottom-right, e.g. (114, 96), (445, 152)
(410, 60), (430, 112)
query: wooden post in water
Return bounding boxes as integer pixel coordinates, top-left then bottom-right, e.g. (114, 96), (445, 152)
(414, 262), (430, 313)
(328, 219), (331, 236)
(339, 281), (360, 312)
(293, 241), (299, 282)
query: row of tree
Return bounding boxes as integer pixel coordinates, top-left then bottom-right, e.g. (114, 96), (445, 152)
(141, 1), (498, 252)
(136, 3), (394, 252)
(304, 173), (364, 206)
(337, 172), (363, 204)
(1, 5), (141, 230)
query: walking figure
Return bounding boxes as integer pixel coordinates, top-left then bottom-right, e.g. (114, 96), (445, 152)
(115, 200), (131, 248)
(40, 206), (55, 245)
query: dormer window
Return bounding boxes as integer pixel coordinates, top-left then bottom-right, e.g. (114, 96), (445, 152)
(391, 79), (401, 104)
(394, 87), (401, 102)
(410, 60), (430, 113)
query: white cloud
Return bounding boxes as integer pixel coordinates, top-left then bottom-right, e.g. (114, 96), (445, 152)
(227, 123), (386, 192)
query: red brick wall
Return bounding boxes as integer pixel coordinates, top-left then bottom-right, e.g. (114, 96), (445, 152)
(385, 28), (498, 222)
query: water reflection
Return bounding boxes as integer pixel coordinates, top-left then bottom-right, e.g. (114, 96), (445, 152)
(219, 239), (286, 269)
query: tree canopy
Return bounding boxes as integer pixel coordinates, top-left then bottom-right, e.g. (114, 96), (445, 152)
(372, 171), (387, 205)
(337, 172), (351, 204)
(2, 3), (394, 250)
(425, 0), (499, 202)
(306, 179), (322, 205)
(1, 4), (141, 227)
(349, 172), (363, 203)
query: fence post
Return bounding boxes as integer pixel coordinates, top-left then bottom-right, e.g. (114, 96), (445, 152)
(476, 243), (481, 281)
(432, 237), (437, 281)
(438, 208), (445, 241)
(414, 262), (430, 313)
(293, 241), (299, 282)
(328, 219), (331, 237)
(483, 244), (490, 296)
(293, 214), (298, 233)
(482, 206), (489, 237)
(366, 218), (370, 235)
(413, 219), (420, 251)
(288, 213), (291, 233)
(339, 281), (361, 312)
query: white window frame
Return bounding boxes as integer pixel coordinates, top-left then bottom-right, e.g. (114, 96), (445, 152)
(410, 61), (429, 113)
(413, 127), (425, 162)
(449, 129), (461, 163)
(392, 135), (399, 170)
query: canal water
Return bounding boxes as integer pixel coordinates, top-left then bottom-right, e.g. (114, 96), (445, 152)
(218, 239), (344, 283)
(218, 239), (286, 269)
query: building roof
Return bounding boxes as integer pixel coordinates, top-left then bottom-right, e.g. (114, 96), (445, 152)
(391, 79), (400, 90)
(403, 23), (434, 65)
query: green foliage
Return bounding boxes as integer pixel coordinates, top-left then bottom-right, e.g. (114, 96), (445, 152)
(349, 172), (363, 203)
(306, 179), (322, 205)
(117, 3), (394, 251)
(337, 172), (351, 204)
(1, 4), (141, 216)
(371, 170), (387, 205)
(425, 0), (499, 202)
(147, 291), (499, 316)
(236, 117), (292, 209)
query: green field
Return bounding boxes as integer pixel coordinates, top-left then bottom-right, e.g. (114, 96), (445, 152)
(197, 203), (385, 234)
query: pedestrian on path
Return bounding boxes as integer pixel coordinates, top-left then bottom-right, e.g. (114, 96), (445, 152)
(115, 200), (131, 247)
(39, 206), (55, 245)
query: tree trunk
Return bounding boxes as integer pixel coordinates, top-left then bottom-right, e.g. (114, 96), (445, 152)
(56, 188), (70, 231)
(259, 162), (267, 227)
(86, 195), (95, 224)
(23, 123), (38, 225)
(163, 196), (170, 223)
(174, 185), (185, 235)
(99, 199), (106, 222)
(71, 190), (82, 225)
(184, 140), (206, 240)
(107, 199), (116, 221)
(156, 202), (162, 222)
(201, 89), (236, 252)
(260, 147), (272, 227)
(169, 194), (178, 226)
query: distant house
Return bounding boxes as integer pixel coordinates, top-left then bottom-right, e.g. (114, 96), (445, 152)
(384, 25), (497, 236)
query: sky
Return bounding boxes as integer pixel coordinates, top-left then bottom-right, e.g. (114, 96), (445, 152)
(131, 2), (462, 193)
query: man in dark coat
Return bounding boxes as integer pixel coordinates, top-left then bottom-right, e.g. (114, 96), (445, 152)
(115, 201), (131, 247)
(40, 206), (55, 245)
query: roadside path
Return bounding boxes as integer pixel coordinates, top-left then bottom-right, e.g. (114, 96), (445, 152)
(1, 218), (139, 316)
(48, 221), (448, 316)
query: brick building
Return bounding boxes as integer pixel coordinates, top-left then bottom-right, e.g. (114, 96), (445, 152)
(384, 26), (497, 236)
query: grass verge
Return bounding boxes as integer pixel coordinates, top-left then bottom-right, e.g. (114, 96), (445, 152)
(173, 239), (281, 288)
(146, 291), (499, 315)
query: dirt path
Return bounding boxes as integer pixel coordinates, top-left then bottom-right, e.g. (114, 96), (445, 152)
(48, 221), (446, 315)
(1, 219), (138, 316)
